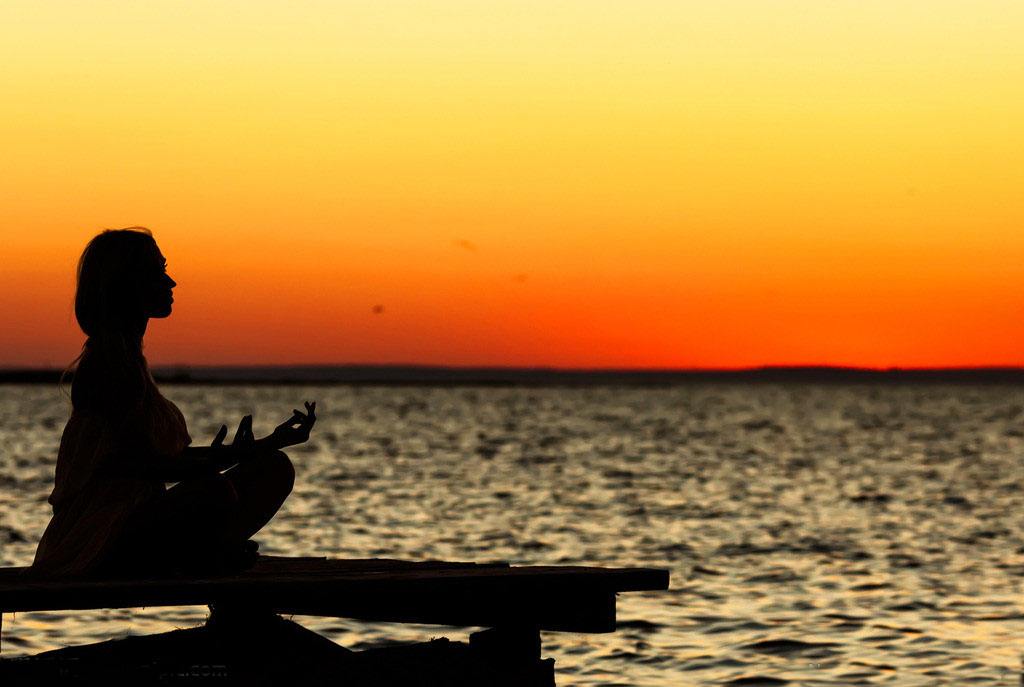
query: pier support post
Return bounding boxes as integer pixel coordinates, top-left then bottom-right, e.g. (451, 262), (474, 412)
(469, 625), (554, 687)
(470, 624), (539, 663)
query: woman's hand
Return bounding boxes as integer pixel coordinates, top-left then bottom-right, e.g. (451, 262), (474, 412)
(211, 415), (256, 458)
(231, 414), (256, 451)
(267, 401), (316, 449)
(211, 424), (228, 447)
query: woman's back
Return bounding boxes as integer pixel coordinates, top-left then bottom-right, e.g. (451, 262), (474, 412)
(32, 385), (192, 577)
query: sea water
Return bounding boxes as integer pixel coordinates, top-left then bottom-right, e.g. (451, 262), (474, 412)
(2, 383), (1024, 686)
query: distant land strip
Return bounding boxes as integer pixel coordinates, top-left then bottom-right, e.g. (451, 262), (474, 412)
(4, 366), (1024, 386)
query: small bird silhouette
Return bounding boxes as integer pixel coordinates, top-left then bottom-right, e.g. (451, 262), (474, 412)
(454, 238), (478, 252)
(372, 304), (385, 315)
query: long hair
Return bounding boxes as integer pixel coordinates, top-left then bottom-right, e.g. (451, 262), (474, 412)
(65, 228), (161, 416)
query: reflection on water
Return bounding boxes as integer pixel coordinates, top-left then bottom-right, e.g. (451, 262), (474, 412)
(2, 383), (1024, 685)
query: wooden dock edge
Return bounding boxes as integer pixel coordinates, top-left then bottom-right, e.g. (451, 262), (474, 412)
(0, 557), (670, 679)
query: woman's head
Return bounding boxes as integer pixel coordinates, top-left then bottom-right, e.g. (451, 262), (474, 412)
(75, 228), (176, 338)
(68, 228), (175, 413)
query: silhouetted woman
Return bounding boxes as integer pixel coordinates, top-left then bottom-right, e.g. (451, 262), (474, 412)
(32, 228), (315, 577)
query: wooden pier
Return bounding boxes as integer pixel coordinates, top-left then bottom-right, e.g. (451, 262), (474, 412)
(0, 556), (669, 685)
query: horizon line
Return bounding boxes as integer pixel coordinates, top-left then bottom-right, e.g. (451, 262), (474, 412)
(5, 363), (1024, 387)
(5, 363), (1024, 373)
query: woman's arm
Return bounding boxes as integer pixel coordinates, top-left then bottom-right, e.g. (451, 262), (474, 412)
(97, 406), (315, 483)
(98, 445), (245, 482)
(98, 415), (264, 482)
(149, 413), (272, 480)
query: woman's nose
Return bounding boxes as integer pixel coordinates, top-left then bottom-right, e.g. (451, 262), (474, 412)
(166, 274), (177, 288)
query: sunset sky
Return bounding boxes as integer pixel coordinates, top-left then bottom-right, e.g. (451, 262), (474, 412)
(2, 1), (1023, 368)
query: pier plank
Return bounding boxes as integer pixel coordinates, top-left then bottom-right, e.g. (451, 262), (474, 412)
(0, 557), (669, 633)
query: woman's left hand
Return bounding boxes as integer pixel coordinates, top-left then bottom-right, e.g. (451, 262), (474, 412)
(212, 424), (228, 447)
(203, 415), (255, 468)
(215, 415), (256, 456)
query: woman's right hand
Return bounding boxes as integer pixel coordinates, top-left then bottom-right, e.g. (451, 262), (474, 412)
(268, 401), (316, 449)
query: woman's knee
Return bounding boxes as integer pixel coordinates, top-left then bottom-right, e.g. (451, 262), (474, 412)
(144, 474), (238, 543)
(256, 449), (295, 495)
(193, 473), (240, 513)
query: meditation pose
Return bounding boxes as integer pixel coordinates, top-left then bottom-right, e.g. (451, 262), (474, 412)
(31, 228), (315, 577)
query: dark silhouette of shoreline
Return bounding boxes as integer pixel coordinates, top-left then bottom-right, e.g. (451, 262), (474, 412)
(4, 365), (1024, 387)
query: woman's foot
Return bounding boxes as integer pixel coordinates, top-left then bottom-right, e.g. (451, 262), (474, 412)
(172, 539), (260, 577)
(240, 539), (260, 569)
(218, 539), (260, 574)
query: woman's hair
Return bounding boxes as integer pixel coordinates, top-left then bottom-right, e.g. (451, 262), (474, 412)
(66, 228), (162, 415)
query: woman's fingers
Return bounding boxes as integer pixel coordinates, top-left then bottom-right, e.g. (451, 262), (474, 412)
(212, 424), (227, 447)
(233, 415), (254, 445)
(290, 412), (311, 431)
(291, 402), (316, 419)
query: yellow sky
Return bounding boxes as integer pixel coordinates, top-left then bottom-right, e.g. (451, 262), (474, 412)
(1, 1), (1023, 367)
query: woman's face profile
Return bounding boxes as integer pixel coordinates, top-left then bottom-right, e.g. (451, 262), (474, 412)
(141, 245), (176, 319)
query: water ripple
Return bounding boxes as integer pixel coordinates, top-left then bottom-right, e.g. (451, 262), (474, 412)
(2, 383), (1024, 685)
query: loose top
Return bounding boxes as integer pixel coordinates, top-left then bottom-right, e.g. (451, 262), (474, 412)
(31, 390), (192, 577)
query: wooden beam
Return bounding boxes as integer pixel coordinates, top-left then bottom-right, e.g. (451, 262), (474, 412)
(0, 558), (669, 633)
(282, 589), (618, 633)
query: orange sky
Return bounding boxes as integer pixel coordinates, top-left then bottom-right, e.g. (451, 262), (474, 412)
(2, 1), (1023, 368)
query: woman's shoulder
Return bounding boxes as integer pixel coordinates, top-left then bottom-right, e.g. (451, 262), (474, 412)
(58, 407), (131, 457)
(71, 363), (146, 417)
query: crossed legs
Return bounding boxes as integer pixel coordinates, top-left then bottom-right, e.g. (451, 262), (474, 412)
(104, 449), (295, 575)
